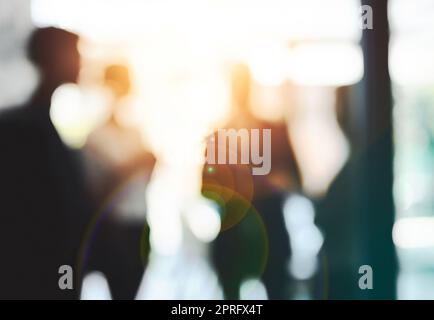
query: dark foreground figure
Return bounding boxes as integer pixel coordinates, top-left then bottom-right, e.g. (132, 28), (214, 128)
(0, 27), (90, 299)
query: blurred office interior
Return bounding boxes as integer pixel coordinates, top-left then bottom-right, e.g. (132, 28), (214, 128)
(0, 0), (434, 299)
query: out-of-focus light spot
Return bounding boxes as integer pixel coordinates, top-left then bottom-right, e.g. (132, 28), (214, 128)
(184, 198), (221, 243)
(239, 278), (268, 300)
(80, 272), (112, 300)
(50, 84), (108, 148)
(136, 251), (223, 299)
(247, 42), (291, 86)
(50, 84), (85, 148)
(283, 194), (323, 280)
(393, 217), (434, 249)
(146, 166), (185, 256)
(390, 39), (434, 86)
(290, 42), (363, 86)
(394, 173), (431, 213)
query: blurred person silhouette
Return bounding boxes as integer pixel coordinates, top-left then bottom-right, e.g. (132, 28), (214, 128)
(313, 86), (355, 299)
(0, 27), (91, 299)
(314, 86), (397, 299)
(83, 64), (155, 299)
(202, 63), (301, 299)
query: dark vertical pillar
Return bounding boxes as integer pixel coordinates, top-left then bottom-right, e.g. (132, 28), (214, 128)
(358, 0), (397, 299)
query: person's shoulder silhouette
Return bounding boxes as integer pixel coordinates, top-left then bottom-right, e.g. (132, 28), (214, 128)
(0, 27), (89, 300)
(1, 26), (79, 140)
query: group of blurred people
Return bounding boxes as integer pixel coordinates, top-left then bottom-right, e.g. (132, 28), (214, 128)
(0, 27), (155, 299)
(0, 26), (372, 300)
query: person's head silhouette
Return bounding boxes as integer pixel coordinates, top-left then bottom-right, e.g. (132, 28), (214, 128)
(104, 64), (131, 100)
(27, 27), (80, 106)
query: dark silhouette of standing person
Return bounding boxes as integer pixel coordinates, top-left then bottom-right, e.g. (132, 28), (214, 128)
(0, 27), (90, 299)
(202, 63), (301, 299)
(314, 86), (397, 299)
(313, 87), (358, 299)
